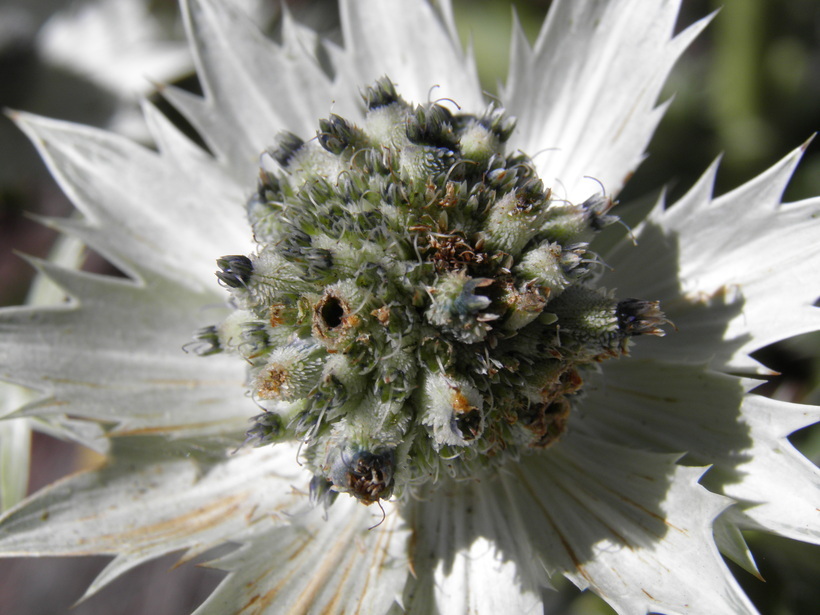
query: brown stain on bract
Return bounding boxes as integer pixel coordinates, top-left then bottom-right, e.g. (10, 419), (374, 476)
(269, 304), (287, 327)
(256, 365), (288, 400)
(513, 465), (594, 583)
(371, 305), (391, 326)
(112, 418), (237, 436)
(246, 520), (359, 615)
(92, 492), (247, 547)
(451, 389), (476, 414)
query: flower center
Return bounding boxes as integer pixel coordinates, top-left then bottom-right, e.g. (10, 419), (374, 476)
(202, 77), (668, 505)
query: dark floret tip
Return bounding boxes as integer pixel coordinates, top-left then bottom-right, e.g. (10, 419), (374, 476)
(245, 411), (284, 446)
(362, 76), (401, 109)
(256, 166), (281, 193)
(405, 104), (458, 149)
(318, 114), (356, 154)
(183, 325), (222, 356)
(309, 475), (339, 510)
(616, 299), (670, 336)
(581, 193), (619, 231)
(477, 108), (517, 142)
(216, 254), (253, 288)
(517, 178), (548, 204)
(270, 131), (305, 167)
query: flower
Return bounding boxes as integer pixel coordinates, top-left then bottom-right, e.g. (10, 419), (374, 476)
(1, 0), (819, 613)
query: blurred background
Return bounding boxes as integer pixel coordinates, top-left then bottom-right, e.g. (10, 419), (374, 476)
(0, 0), (818, 613)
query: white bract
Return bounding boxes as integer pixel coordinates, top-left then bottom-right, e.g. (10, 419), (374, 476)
(1, 1), (819, 614)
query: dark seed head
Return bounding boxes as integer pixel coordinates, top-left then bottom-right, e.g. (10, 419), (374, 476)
(335, 449), (395, 504)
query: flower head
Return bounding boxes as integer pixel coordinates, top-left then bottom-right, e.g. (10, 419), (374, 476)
(1, 1), (819, 614)
(215, 76), (671, 506)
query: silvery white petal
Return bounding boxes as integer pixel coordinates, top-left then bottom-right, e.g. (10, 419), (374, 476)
(581, 360), (751, 468)
(13, 111), (250, 293)
(37, 0), (191, 99)
(196, 498), (409, 615)
(605, 143), (820, 374)
(164, 0), (352, 184)
(402, 490), (544, 613)
(0, 411), (29, 512)
(582, 359), (820, 534)
(0, 441), (307, 601)
(0, 261), (248, 437)
(1, 232), (90, 510)
(717, 395), (820, 545)
(503, 0), (710, 203)
(336, 0), (483, 109)
(504, 435), (757, 614)
(713, 512), (762, 579)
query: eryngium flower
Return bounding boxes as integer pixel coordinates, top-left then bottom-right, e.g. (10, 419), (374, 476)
(1, 1), (818, 613)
